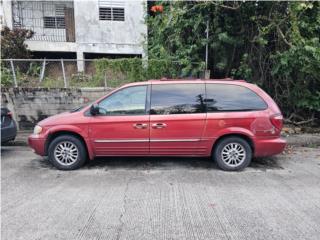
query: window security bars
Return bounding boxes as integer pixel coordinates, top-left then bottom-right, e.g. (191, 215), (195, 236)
(98, 0), (125, 21)
(12, 1), (74, 42)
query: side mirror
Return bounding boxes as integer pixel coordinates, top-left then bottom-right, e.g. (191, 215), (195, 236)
(90, 104), (100, 116)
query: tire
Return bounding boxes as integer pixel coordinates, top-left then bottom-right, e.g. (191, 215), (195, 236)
(48, 135), (87, 170)
(213, 137), (252, 171)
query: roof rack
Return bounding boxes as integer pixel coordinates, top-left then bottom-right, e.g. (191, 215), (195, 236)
(150, 78), (246, 82)
(207, 78), (246, 82)
(159, 78), (200, 81)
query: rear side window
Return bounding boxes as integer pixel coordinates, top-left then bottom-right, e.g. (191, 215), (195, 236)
(150, 84), (206, 115)
(206, 84), (267, 112)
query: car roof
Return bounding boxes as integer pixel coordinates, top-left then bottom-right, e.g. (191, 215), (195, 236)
(123, 78), (247, 87)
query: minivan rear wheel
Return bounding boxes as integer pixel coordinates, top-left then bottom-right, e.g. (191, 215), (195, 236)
(213, 137), (252, 171)
(48, 135), (87, 170)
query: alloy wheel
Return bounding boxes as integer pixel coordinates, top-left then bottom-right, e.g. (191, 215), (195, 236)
(221, 142), (246, 167)
(54, 141), (79, 166)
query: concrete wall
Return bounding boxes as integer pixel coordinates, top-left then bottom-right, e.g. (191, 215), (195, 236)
(2, 0), (13, 28)
(74, 0), (147, 55)
(1, 87), (113, 130)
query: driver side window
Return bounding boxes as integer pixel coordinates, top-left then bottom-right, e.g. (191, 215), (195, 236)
(98, 85), (147, 116)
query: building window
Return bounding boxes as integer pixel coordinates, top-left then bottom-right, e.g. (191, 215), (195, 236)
(99, 7), (124, 21)
(44, 4), (66, 29)
(44, 16), (65, 29)
(12, 1), (74, 42)
(99, 0), (125, 21)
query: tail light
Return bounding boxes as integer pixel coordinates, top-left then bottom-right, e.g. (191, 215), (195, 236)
(270, 113), (283, 130)
(7, 111), (13, 118)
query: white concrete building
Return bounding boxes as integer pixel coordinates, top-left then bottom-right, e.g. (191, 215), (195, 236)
(2, 0), (147, 70)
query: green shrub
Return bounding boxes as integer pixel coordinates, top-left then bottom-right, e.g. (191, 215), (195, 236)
(94, 58), (205, 87)
(1, 66), (13, 87)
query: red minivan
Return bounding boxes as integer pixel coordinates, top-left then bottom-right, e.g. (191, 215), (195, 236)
(29, 79), (286, 171)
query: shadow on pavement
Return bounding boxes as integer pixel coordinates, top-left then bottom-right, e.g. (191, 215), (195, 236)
(28, 154), (284, 171)
(251, 157), (283, 170)
(84, 156), (218, 170)
(28, 157), (56, 170)
(84, 156), (283, 171)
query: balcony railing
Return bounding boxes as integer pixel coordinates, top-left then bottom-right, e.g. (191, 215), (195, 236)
(12, 0), (75, 42)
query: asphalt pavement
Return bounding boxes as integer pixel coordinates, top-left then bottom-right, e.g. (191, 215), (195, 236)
(1, 145), (320, 240)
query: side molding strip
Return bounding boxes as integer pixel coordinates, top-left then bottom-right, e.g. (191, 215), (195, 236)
(94, 139), (201, 143)
(150, 139), (201, 142)
(94, 139), (149, 143)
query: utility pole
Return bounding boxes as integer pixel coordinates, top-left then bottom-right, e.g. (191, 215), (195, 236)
(205, 19), (210, 79)
(205, 19), (209, 70)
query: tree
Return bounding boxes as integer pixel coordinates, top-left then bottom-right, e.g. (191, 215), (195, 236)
(147, 1), (320, 124)
(1, 27), (34, 59)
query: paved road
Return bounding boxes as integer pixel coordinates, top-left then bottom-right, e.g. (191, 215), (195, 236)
(1, 146), (320, 240)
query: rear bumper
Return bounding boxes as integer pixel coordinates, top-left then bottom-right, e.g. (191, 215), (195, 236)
(28, 134), (46, 156)
(254, 137), (286, 157)
(1, 121), (17, 143)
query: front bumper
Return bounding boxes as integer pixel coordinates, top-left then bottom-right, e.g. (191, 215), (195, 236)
(28, 134), (46, 156)
(254, 137), (286, 157)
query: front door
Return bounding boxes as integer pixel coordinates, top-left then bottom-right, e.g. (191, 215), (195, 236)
(149, 83), (207, 156)
(89, 85), (149, 156)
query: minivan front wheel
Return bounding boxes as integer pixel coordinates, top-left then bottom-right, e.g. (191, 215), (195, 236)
(213, 137), (252, 171)
(48, 135), (87, 170)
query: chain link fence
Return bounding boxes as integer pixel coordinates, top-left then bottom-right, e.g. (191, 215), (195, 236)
(1, 59), (206, 88)
(1, 59), (99, 88)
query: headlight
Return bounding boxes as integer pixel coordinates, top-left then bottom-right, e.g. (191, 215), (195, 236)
(33, 125), (43, 135)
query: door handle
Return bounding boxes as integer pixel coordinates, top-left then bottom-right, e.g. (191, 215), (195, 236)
(152, 123), (167, 129)
(133, 123), (148, 129)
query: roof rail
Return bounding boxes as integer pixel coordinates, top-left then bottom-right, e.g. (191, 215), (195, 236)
(158, 77), (200, 81)
(207, 78), (246, 82)
(214, 78), (234, 81)
(150, 78), (246, 82)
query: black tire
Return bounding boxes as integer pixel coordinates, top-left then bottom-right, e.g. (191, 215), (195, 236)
(48, 135), (87, 170)
(213, 137), (252, 171)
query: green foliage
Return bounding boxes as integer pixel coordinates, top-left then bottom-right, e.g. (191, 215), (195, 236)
(94, 58), (205, 87)
(41, 77), (65, 88)
(26, 63), (41, 77)
(147, 1), (320, 123)
(1, 66), (13, 87)
(1, 27), (34, 59)
(1, 27), (35, 87)
(271, 40), (320, 112)
(231, 54), (253, 81)
(68, 72), (105, 88)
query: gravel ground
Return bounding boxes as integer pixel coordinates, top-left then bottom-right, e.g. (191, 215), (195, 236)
(1, 146), (320, 240)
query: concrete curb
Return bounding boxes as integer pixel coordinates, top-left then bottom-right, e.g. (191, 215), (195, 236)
(2, 131), (320, 148)
(283, 133), (320, 147)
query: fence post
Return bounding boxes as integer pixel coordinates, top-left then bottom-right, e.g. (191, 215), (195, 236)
(61, 59), (67, 88)
(104, 71), (108, 89)
(10, 60), (18, 87)
(39, 58), (46, 83)
(204, 70), (210, 79)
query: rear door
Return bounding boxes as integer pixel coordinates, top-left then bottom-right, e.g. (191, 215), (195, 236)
(149, 83), (207, 156)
